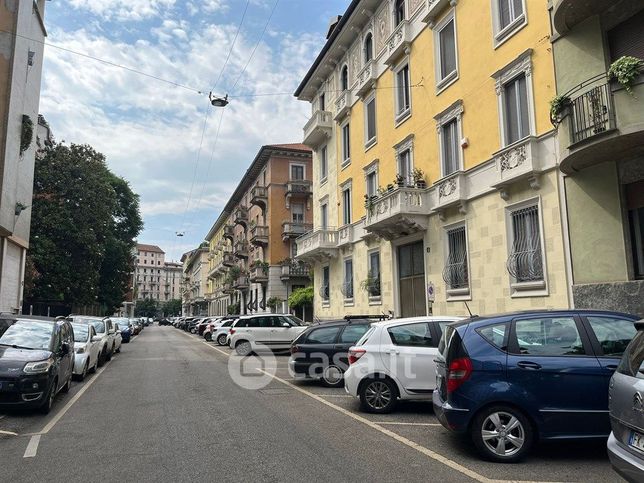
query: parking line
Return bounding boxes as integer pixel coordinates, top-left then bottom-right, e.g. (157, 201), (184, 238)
(201, 341), (231, 357)
(317, 394), (353, 398)
(23, 434), (40, 458)
(372, 421), (442, 427)
(0, 429), (18, 436)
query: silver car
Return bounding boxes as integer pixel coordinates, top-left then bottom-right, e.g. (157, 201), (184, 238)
(608, 319), (644, 482)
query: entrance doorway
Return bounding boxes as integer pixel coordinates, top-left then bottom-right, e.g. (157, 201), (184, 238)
(398, 240), (426, 317)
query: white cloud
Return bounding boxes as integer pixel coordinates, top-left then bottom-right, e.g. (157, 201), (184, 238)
(67, 0), (177, 21)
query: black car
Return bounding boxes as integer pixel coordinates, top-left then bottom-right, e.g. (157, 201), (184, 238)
(289, 316), (387, 387)
(0, 316), (75, 413)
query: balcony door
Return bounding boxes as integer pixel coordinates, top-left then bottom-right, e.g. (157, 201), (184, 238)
(397, 240), (426, 317)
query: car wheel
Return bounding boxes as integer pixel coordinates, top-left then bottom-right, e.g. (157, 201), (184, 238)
(471, 406), (533, 463)
(116, 345), (121, 353)
(359, 378), (398, 413)
(40, 379), (57, 414)
(106, 345), (114, 361)
(98, 348), (106, 367)
(217, 334), (228, 346)
(235, 340), (253, 356)
(321, 365), (344, 388)
(78, 361), (89, 381)
(61, 374), (72, 393)
(204, 332), (212, 342)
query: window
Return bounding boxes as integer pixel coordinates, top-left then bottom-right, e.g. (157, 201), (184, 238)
(292, 203), (304, 223)
(364, 33), (373, 62)
(398, 148), (412, 185)
(340, 324), (371, 344)
(320, 202), (328, 230)
(608, 9), (644, 62)
(322, 266), (330, 301)
(341, 65), (349, 91)
(503, 73), (529, 145)
(366, 170), (378, 198)
(364, 96), (376, 146)
(587, 316), (637, 358)
(477, 323), (508, 350)
(441, 118), (460, 176)
(498, 0), (524, 31)
(342, 186), (352, 225)
(388, 323), (433, 347)
(394, 0), (405, 26)
(395, 64), (411, 120)
(342, 122), (351, 165)
(368, 251), (381, 298)
(319, 145), (328, 181)
(436, 15), (457, 86)
(343, 258), (354, 300)
(512, 318), (585, 356)
(507, 204), (544, 284)
(291, 164), (304, 180)
(319, 93), (326, 111)
(443, 225), (469, 293)
(306, 326), (340, 344)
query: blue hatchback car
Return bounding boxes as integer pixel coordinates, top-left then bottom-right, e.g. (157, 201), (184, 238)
(433, 310), (639, 462)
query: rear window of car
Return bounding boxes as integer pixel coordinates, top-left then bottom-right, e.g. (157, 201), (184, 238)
(305, 326), (340, 344)
(617, 329), (644, 378)
(388, 323), (433, 347)
(586, 316), (636, 357)
(355, 327), (376, 346)
(339, 324), (370, 344)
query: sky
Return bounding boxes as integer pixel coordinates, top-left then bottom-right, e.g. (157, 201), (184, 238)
(41, 0), (350, 262)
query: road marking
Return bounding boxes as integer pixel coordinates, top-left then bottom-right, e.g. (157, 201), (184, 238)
(0, 429), (18, 436)
(372, 421), (442, 427)
(23, 435), (40, 458)
(201, 341), (231, 357)
(317, 394), (353, 398)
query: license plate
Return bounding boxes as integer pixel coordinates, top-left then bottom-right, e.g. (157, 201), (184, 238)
(629, 431), (644, 452)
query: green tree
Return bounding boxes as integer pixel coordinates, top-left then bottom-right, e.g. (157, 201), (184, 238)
(135, 298), (159, 318)
(163, 299), (182, 316)
(25, 143), (142, 314)
(288, 286), (314, 309)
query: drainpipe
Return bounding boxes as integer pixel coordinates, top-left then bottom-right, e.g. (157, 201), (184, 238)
(557, 167), (575, 309)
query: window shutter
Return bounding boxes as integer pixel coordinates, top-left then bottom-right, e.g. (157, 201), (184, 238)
(608, 9), (644, 62)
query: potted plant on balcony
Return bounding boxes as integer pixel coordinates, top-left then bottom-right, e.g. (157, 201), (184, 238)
(394, 173), (405, 188)
(549, 94), (572, 126)
(251, 259), (269, 274)
(386, 183), (395, 193)
(412, 168), (426, 189)
(608, 56), (644, 94)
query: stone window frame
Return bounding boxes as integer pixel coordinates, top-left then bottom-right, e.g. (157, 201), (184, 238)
(367, 248), (383, 305)
(340, 178), (353, 227)
(490, 0), (528, 49)
(364, 92), (378, 150)
(393, 58), (412, 126)
(341, 120), (351, 168)
(442, 219), (472, 301)
(364, 159), (380, 198)
(319, 144), (328, 185)
(434, 99), (464, 179)
(491, 49), (536, 148)
(394, 134), (415, 186)
(343, 256), (355, 306)
(432, 8), (460, 94)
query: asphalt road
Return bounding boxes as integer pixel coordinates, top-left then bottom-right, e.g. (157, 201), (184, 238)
(0, 326), (624, 482)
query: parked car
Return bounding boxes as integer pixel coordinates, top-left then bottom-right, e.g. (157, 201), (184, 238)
(130, 319), (142, 335)
(187, 318), (201, 333)
(0, 317), (74, 413)
(159, 318), (172, 326)
(111, 317), (132, 343)
(69, 316), (115, 366)
(289, 316), (387, 387)
(433, 310), (638, 462)
(211, 319), (237, 345)
(229, 314), (306, 356)
(344, 316), (462, 412)
(71, 322), (100, 380)
(197, 318), (217, 336)
(608, 319), (644, 481)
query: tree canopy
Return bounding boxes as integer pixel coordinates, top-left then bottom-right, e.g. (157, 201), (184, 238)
(288, 286), (314, 309)
(25, 143), (143, 315)
(135, 298), (159, 318)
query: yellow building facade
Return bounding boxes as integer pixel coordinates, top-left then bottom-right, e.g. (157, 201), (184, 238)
(296, 0), (571, 318)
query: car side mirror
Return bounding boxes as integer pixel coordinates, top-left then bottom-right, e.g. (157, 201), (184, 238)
(92, 336), (102, 343)
(282, 322), (290, 328)
(61, 342), (70, 355)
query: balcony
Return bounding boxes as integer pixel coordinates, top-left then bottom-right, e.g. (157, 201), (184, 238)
(282, 221), (313, 240)
(334, 90), (352, 121)
(364, 188), (429, 240)
(303, 110), (333, 148)
(434, 172), (467, 213)
(233, 276), (249, 290)
(422, 0), (454, 26)
(222, 251), (235, 267)
(249, 225), (269, 246)
(491, 137), (542, 196)
(223, 224), (235, 241)
(285, 179), (312, 209)
(233, 240), (249, 259)
(233, 206), (248, 226)
(249, 265), (268, 284)
(222, 282), (234, 295)
(250, 186), (268, 210)
(354, 61), (377, 98)
(295, 228), (338, 262)
(383, 20), (412, 67)
(551, 0), (608, 37)
(337, 223), (355, 248)
(559, 74), (644, 174)
(280, 263), (311, 281)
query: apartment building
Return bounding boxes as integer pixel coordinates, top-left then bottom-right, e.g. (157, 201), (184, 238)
(550, 1), (644, 316)
(134, 244), (182, 302)
(204, 144), (312, 317)
(181, 245), (209, 316)
(0, 0), (47, 313)
(295, 0), (569, 318)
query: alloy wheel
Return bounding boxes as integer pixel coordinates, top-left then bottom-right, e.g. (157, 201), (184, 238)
(236, 341), (252, 356)
(480, 411), (525, 458)
(217, 334), (228, 346)
(364, 381), (392, 410)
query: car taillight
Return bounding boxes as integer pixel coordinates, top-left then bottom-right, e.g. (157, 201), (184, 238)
(446, 357), (473, 393)
(348, 348), (366, 365)
(229, 328), (235, 335)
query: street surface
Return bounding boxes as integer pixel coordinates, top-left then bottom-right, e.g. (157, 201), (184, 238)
(0, 326), (622, 482)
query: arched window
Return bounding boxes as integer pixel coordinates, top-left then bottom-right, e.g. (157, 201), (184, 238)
(364, 33), (373, 62)
(341, 65), (349, 91)
(395, 0), (405, 26)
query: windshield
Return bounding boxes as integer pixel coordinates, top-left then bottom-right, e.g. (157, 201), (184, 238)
(72, 324), (89, 342)
(0, 320), (53, 350)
